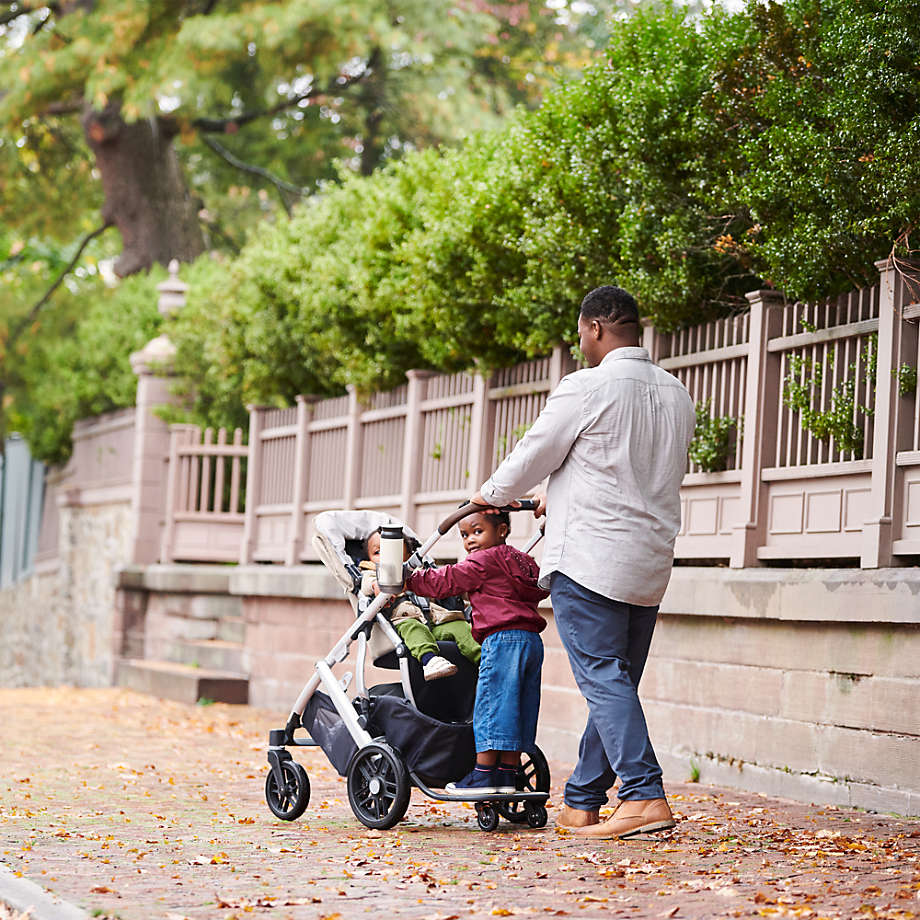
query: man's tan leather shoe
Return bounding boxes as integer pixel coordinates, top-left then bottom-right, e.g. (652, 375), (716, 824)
(573, 798), (675, 840)
(557, 804), (600, 828)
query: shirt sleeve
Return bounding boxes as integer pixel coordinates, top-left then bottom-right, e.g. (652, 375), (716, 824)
(480, 374), (584, 505)
(405, 553), (490, 599)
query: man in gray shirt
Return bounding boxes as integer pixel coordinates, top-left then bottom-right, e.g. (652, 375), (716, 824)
(472, 285), (695, 839)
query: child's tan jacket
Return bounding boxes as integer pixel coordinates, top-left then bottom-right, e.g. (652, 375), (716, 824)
(358, 560), (465, 626)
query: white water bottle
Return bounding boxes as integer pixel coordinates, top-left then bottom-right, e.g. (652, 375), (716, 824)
(376, 525), (405, 594)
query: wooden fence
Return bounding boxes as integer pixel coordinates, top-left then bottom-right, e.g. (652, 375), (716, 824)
(159, 259), (920, 568)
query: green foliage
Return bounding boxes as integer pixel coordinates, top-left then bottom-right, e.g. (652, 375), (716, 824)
(8, 270), (163, 464)
(781, 338), (877, 458)
(688, 400), (741, 473)
(709, 0), (920, 299)
(895, 363), (918, 397)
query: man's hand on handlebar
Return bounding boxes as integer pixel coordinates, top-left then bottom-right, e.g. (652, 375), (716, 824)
(469, 491), (520, 511)
(531, 491), (547, 518)
(469, 491), (545, 516)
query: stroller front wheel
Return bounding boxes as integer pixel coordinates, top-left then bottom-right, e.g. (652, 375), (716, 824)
(346, 741), (411, 830)
(265, 759), (310, 821)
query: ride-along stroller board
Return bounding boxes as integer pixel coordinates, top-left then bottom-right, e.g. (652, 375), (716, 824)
(263, 501), (551, 832)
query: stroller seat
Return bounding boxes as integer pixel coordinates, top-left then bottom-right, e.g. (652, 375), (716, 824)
(370, 638), (477, 724)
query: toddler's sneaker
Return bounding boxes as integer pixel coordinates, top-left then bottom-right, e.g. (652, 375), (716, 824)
(495, 766), (518, 794)
(422, 655), (458, 681)
(445, 767), (499, 796)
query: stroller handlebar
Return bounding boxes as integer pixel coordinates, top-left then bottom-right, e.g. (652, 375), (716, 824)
(436, 498), (538, 535)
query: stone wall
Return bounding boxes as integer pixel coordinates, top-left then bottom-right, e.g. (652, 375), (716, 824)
(0, 499), (133, 687)
(231, 564), (919, 817)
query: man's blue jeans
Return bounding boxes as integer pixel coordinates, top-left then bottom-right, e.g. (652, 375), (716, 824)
(550, 572), (664, 807)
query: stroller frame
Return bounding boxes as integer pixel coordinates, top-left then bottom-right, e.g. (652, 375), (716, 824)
(264, 500), (551, 832)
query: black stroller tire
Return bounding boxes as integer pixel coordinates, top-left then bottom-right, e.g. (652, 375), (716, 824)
(265, 760), (310, 821)
(525, 803), (548, 828)
(498, 746), (551, 824)
(476, 803), (500, 832)
(346, 741), (411, 830)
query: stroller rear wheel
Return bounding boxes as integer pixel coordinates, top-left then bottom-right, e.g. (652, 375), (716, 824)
(347, 741), (411, 830)
(498, 746), (551, 824)
(265, 759), (310, 821)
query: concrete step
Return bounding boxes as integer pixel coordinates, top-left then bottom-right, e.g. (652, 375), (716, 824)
(217, 616), (245, 644)
(162, 638), (245, 673)
(115, 658), (248, 705)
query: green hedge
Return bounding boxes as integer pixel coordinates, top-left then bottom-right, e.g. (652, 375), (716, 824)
(15, 0), (920, 455)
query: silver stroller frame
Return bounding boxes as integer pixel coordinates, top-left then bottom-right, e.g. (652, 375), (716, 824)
(264, 500), (551, 832)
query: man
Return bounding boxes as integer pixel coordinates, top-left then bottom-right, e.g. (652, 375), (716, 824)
(471, 284), (695, 839)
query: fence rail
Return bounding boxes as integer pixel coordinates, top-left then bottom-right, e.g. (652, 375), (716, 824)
(160, 425), (247, 563)
(157, 259), (920, 569)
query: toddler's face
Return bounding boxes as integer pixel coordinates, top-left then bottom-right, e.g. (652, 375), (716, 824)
(459, 513), (507, 554)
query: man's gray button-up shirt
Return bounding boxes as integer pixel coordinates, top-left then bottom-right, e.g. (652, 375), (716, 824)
(480, 346), (695, 607)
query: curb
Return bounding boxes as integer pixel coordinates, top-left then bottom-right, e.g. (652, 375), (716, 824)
(0, 863), (88, 920)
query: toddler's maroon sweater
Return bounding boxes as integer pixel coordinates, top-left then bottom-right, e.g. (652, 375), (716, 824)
(405, 544), (548, 644)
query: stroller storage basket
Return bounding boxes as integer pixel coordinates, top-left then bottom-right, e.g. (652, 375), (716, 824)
(302, 691), (358, 777)
(303, 690), (476, 786)
(368, 694), (475, 788)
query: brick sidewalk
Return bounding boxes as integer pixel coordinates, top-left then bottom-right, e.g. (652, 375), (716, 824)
(1, 688), (917, 920)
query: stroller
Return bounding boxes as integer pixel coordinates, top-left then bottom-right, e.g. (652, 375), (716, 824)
(263, 500), (551, 832)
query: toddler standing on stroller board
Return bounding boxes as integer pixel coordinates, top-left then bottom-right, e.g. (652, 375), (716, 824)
(404, 509), (548, 796)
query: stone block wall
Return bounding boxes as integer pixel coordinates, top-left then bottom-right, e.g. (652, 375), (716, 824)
(0, 499), (133, 686)
(235, 564), (919, 817)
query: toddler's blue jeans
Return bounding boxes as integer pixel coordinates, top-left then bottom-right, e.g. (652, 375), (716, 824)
(473, 629), (543, 753)
(550, 572), (664, 807)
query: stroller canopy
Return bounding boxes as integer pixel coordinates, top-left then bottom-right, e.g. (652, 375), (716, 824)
(312, 509), (424, 593)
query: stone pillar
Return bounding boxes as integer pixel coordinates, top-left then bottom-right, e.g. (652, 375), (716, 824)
(128, 260), (185, 564)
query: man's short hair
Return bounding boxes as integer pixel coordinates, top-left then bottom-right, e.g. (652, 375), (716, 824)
(579, 285), (640, 327)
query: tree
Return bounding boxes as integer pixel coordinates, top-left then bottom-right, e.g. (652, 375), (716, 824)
(0, 0), (614, 276)
(0, 0), (615, 459)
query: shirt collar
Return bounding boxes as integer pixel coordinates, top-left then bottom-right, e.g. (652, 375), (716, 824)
(600, 346), (651, 365)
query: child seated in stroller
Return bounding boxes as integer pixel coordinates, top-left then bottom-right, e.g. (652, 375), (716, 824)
(404, 509), (548, 795)
(361, 528), (481, 681)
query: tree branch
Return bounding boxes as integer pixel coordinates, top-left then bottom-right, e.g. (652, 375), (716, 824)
(200, 135), (305, 215)
(7, 223), (113, 350)
(192, 69), (369, 134)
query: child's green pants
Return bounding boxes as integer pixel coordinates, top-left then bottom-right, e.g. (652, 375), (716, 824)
(395, 618), (481, 666)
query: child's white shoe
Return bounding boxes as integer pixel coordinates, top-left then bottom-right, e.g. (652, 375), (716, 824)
(423, 655), (458, 681)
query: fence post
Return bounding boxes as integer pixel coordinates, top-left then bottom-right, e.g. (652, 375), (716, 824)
(160, 424), (199, 563)
(286, 395), (319, 566)
(730, 289), (786, 568)
(343, 386), (364, 510)
(466, 369), (493, 493)
(240, 406), (265, 564)
(861, 258), (916, 567)
(641, 317), (661, 363)
(548, 343), (573, 389)
(398, 371), (434, 523)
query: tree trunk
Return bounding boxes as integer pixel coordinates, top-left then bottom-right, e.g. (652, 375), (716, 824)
(82, 104), (205, 277)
